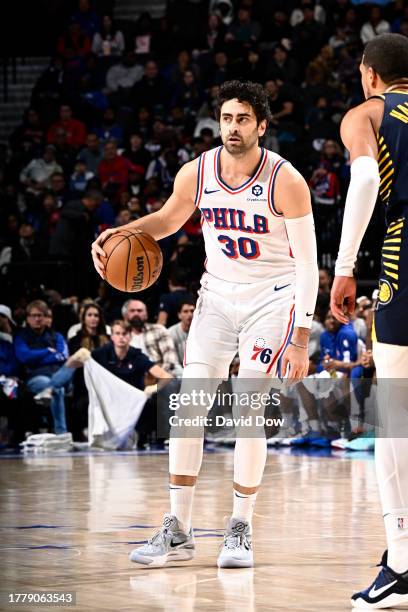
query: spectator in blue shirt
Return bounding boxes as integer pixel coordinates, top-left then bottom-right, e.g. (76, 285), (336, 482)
(319, 310), (362, 376)
(14, 300), (79, 434)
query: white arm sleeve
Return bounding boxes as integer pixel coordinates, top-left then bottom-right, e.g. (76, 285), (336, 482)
(284, 212), (319, 329)
(335, 156), (380, 277)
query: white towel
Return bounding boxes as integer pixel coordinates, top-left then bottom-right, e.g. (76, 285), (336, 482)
(84, 358), (147, 450)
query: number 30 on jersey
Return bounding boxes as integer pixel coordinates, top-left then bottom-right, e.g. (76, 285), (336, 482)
(218, 235), (260, 260)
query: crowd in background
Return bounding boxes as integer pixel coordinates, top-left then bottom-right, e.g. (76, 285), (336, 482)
(0, 0), (402, 448)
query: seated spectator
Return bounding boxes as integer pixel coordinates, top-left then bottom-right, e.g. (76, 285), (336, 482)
(53, 128), (78, 176)
(131, 60), (171, 113)
(68, 302), (110, 439)
(19, 146), (62, 198)
(206, 51), (231, 86)
(157, 266), (195, 327)
(360, 7), (390, 44)
(67, 298), (95, 339)
(10, 223), (47, 263)
(49, 189), (103, 298)
(265, 80), (303, 153)
(292, 2), (328, 67)
(93, 107), (124, 146)
(98, 140), (131, 195)
(309, 165), (340, 206)
(115, 209), (132, 226)
(91, 319), (172, 448)
(168, 300), (196, 369)
(69, 160), (94, 195)
(234, 47), (264, 83)
(200, 13), (226, 52)
(318, 310), (361, 377)
(122, 133), (151, 170)
(171, 70), (204, 119)
(14, 300), (79, 434)
(260, 10), (292, 45)
(26, 191), (61, 242)
(92, 15), (125, 58)
(226, 5), (261, 47)
(145, 149), (181, 191)
(57, 21), (92, 61)
(106, 51), (144, 96)
(9, 108), (45, 156)
(49, 171), (70, 209)
(290, 0), (326, 27)
(126, 195), (146, 220)
(265, 45), (298, 85)
(78, 133), (103, 174)
(122, 299), (179, 375)
(92, 319), (170, 390)
(43, 289), (79, 345)
(47, 104), (87, 149)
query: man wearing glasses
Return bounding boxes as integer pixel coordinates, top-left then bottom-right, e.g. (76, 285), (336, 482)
(15, 300), (72, 434)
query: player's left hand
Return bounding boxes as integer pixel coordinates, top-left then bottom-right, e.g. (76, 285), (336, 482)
(330, 275), (357, 324)
(281, 345), (309, 380)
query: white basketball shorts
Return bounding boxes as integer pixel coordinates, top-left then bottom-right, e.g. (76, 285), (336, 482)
(184, 271), (295, 379)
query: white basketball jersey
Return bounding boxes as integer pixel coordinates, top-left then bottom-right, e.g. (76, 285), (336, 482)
(195, 146), (295, 283)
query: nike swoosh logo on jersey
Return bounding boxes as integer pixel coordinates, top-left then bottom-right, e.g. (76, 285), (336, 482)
(369, 580), (398, 598)
(204, 187), (220, 194)
(306, 312), (313, 317)
(274, 283), (290, 291)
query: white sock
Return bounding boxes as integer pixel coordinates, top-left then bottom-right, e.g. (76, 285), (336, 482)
(169, 484), (195, 533)
(232, 489), (258, 525)
(308, 419), (319, 431)
(384, 512), (408, 573)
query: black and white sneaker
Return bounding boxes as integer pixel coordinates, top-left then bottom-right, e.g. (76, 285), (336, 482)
(217, 517), (253, 568)
(129, 514), (195, 567)
(352, 550), (408, 609)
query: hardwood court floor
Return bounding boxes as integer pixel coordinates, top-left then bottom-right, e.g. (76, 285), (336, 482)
(0, 448), (387, 611)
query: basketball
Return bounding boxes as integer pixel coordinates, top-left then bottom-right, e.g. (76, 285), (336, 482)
(101, 230), (163, 292)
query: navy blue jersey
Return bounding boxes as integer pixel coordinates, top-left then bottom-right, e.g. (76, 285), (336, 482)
(376, 90), (408, 224)
(372, 89), (408, 345)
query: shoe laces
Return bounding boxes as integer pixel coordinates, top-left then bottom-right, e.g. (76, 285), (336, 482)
(224, 532), (244, 550)
(148, 527), (172, 548)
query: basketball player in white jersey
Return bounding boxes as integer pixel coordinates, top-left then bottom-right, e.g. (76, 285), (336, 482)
(92, 81), (319, 568)
(331, 34), (408, 608)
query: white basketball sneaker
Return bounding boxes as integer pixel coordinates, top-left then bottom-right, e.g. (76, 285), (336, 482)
(217, 517), (254, 568)
(129, 514), (195, 567)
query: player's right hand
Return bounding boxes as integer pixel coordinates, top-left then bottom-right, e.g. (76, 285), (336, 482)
(330, 275), (357, 324)
(91, 227), (122, 279)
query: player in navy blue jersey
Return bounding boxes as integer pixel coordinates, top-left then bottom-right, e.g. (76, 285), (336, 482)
(331, 34), (408, 609)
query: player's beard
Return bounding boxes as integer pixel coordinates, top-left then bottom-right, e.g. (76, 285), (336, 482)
(222, 128), (259, 156)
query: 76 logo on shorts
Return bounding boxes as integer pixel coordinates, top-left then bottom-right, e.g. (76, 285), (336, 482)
(251, 337), (273, 364)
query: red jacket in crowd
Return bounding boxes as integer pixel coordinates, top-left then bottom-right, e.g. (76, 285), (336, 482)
(47, 119), (87, 148)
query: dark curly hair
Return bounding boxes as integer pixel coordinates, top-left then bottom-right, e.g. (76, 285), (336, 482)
(215, 80), (273, 125)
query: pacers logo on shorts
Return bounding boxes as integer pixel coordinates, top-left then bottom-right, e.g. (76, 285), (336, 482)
(251, 337), (273, 364)
(378, 279), (393, 306)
